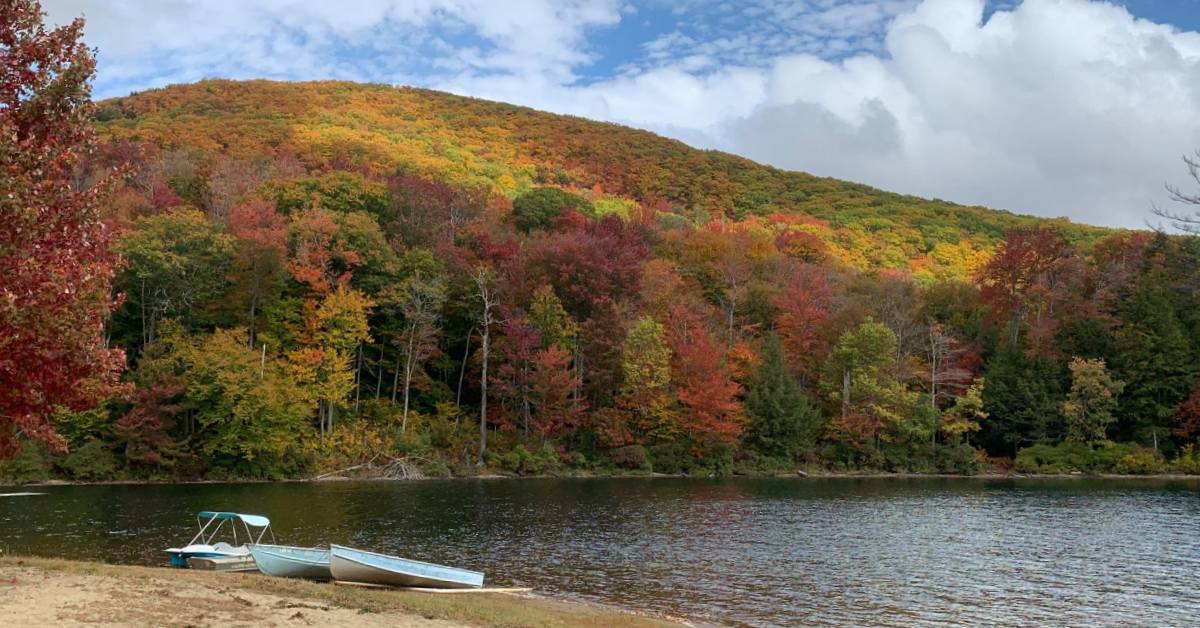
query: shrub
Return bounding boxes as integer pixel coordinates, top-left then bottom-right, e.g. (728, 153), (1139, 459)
(1015, 442), (1157, 474)
(0, 442), (53, 483)
(500, 443), (560, 475)
(609, 445), (649, 470)
(56, 439), (118, 481)
(1114, 449), (1165, 475)
(1170, 445), (1200, 475)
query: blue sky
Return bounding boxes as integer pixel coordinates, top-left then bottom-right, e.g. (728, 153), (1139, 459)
(43, 0), (1200, 228)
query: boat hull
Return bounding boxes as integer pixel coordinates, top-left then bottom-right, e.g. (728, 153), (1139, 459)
(329, 544), (484, 589)
(249, 544), (332, 580)
(165, 542), (249, 568)
(187, 555), (259, 572)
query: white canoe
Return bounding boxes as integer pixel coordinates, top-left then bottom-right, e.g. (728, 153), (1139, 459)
(329, 544), (484, 589)
(249, 544), (331, 580)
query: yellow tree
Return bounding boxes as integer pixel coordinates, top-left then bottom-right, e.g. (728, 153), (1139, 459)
(288, 286), (372, 435)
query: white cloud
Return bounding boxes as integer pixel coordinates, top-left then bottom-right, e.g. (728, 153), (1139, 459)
(43, 0), (1200, 228)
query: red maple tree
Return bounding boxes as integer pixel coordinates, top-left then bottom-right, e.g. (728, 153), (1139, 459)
(0, 1), (126, 457)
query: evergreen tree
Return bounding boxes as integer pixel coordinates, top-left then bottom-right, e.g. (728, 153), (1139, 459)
(980, 345), (1064, 455)
(1112, 280), (1195, 446)
(745, 334), (824, 459)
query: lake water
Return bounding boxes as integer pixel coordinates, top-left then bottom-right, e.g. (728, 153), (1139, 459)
(2, 477), (1199, 626)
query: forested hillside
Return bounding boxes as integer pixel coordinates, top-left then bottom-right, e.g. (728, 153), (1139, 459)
(7, 78), (1200, 481)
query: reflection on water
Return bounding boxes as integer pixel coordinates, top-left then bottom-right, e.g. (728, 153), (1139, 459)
(2, 477), (1199, 626)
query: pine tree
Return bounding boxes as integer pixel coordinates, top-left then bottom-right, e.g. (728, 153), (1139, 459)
(1112, 280), (1195, 446)
(744, 334), (823, 459)
(979, 345), (1064, 455)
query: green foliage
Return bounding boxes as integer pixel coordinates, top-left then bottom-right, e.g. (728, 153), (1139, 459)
(0, 442), (53, 483)
(1112, 280), (1195, 445)
(500, 443), (561, 475)
(981, 346), (1064, 455)
(512, 187), (593, 232)
(1014, 442), (1161, 475)
(115, 207), (236, 344)
(1169, 445), (1200, 475)
(269, 172), (390, 218)
(56, 439), (118, 481)
(180, 328), (312, 468)
(744, 334), (823, 459)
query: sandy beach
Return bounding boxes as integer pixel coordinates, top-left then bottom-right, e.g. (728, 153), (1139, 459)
(0, 556), (682, 627)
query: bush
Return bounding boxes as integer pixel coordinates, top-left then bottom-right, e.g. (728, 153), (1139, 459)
(0, 442), (53, 483)
(609, 445), (649, 470)
(56, 439), (118, 481)
(1114, 449), (1165, 474)
(511, 188), (593, 232)
(499, 443), (560, 475)
(1014, 442), (1158, 474)
(1170, 445), (1200, 475)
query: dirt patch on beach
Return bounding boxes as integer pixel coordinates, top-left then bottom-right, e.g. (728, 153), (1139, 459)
(0, 561), (458, 627)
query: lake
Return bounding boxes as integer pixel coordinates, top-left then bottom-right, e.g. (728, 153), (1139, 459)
(2, 477), (1199, 626)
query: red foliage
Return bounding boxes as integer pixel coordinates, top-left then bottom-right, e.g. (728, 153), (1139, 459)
(229, 198), (287, 256)
(530, 346), (582, 438)
(287, 204), (359, 294)
(976, 226), (1072, 346)
(773, 264), (836, 382)
(669, 311), (744, 449)
(113, 376), (185, 467)
(1174, 379), (1200, 443)
(529, 215), (648, 319)
(0, 1), (126, 457)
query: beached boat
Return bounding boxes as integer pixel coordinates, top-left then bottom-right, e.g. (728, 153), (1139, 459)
(329, 544), (484, 589)
(187, 555), (259, 572)
(164, 511), (274, 568)
(249, 544), (332, 580)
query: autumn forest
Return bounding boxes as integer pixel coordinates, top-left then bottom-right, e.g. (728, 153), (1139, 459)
(6, 4), (1200, 482)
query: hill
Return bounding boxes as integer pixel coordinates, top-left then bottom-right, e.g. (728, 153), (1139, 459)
(15, 77), (1198, 485)
(93, 80), (1111, 280)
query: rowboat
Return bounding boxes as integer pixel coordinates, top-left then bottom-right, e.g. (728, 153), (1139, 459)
(329, 544), (484, 589)
(249, 544), (332, 580)
(164, 511), (274, 568)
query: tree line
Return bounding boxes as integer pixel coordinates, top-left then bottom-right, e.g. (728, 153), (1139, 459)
(4, 0), (1200, 481)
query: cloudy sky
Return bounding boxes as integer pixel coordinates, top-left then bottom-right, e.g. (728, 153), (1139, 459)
(43, 0), (1200, 228)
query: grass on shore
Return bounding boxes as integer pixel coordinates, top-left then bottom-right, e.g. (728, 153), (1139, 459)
(0, 555), (682, 627)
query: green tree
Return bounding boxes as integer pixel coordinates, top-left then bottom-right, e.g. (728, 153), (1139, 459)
(116, 208), (236, 347)
(1062, 358), (1124, 444)
(980, 345), (1063, 455)
(180, 328), (310, 469)
(744, 334), (823, 459)
(528, 285), (578, 352)
(822, 319), (915, 448)
(1112, 280), (1195, 447)
(512, 187), (593, 232)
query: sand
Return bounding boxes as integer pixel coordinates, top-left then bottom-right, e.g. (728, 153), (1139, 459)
(0, 560), (459, 627)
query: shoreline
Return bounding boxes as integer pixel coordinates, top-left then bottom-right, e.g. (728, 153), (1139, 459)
(6, 469), (1200, 488)
(0, 555), (685, 627)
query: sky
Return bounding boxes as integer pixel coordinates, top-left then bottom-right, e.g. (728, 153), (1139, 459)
(42, 0), (1200, 229)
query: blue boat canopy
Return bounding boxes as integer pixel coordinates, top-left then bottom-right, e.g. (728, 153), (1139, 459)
(197, 511), (271, 528)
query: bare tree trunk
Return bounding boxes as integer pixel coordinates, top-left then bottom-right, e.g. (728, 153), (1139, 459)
(841, 368), (850, 420)
(391, 350), (401, 404)
(354, 342), (363, 413)
(457, 327), (474, 410)
(375, 345), (384, 400)
(479, 321), (490, 465)
(401, 322), (417, 434)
